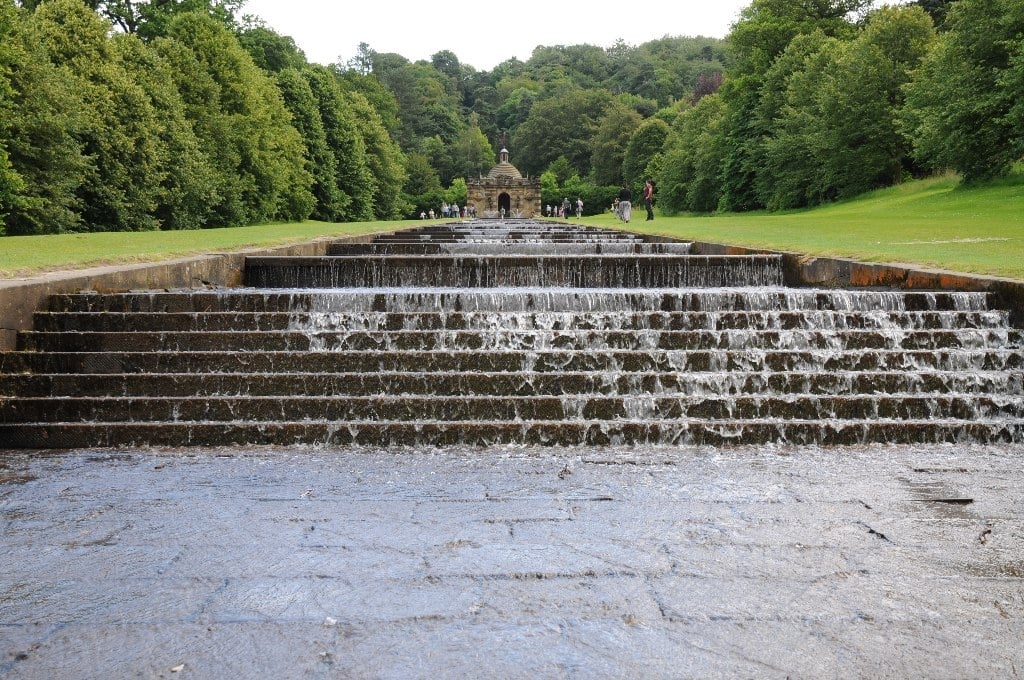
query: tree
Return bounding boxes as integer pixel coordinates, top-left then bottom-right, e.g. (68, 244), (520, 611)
(32, 0), (166, 231)
(305, 65), (373, 221)
(452, 113), (495, 179)
(238, 23), (307, 72)
(589, 101), (642, 186)
(401, 151), (443, 217)
(276, 67), (346, 221)
(343, 89), (408, 220)
(656, 94), (728, 213)
(161, 12), (313, 226)
(718, 0), (872, 211)
(1, 0), (89, 234)
(114, 32), (218, 230)
(511, 87), (612, 176)
(623, 118), (670, 192)
(903, 0), (1024, 182)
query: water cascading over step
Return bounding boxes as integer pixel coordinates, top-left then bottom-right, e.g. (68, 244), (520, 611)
(2, 219), (1023, 447)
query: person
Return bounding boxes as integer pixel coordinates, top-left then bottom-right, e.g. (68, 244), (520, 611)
(643, 179), (655, 221)
(561, 197), (571, 219)
(575, 197), (583, 218)
(617, 184), (632, 222)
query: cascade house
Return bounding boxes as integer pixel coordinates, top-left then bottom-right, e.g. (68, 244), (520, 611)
(467, 147), (541, 218)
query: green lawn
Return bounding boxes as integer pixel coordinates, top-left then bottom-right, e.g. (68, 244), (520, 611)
(0, 220), (409, 278)
(2, 173), (1022, 280)
(591, 173), (1024, 280)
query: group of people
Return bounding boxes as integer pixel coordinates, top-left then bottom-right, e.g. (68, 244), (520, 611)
(545, 198), (584, 218)
(613, 180), (655, 223)
(420, 203), (476, 220)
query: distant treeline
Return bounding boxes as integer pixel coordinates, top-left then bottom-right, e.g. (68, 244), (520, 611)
(0, 0), (1020, 235)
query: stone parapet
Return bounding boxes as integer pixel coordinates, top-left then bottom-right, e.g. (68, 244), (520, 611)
(0, 233), (380, 351)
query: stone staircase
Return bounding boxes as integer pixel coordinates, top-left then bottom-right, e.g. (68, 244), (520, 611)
(2, 220), (1023, 447)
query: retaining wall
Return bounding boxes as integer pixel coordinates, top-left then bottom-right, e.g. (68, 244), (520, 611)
(3, 230), (1023, 351)
(0, 233), (378, 351)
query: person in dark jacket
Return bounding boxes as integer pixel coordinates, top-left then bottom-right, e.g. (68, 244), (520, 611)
(643, 179), (654, 221)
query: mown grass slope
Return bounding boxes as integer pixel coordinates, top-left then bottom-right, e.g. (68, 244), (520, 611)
(2, 173), (1021, 280)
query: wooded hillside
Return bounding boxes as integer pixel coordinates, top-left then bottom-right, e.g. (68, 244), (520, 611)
(1, 0), (1019, 234)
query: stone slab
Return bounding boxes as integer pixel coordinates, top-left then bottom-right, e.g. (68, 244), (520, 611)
(1, 444), (1023, 678)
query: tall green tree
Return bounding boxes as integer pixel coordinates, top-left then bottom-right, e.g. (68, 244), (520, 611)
(114, 32), (218, 230)
(512, 87), (612, 176)
(305, 65), (374, 221)
(589, 101), (642, 186)
(343, 88), (408, 219)
(718, 0), (872, 211)
(622, 117), (670, 192)
(276, 67), (346, 221)
(1, 0), (89, 234)
(903, 0), (1024, 182)
(452, 112), (495, 179)
(656, 93), (728, 213)
(33, 0), (165, 231)
(162, 12), (313, 225)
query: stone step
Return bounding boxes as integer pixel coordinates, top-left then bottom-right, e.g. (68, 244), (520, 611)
(4, 370), (1022, 398)
(16, 328), (1020, 353)
(5, 395), (1024, 424)
(2, 419), (1021, 448)
(370, 229), (642, 239)
(243, 255), (785, 288)
(5, 349), (1023, 375)
(45, 289), (995, 314)
(325, 243), (694, 255)
(30, 310), (1010, 333)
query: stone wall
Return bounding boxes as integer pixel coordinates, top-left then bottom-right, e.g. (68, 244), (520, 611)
(3, 230), (1023, 351)
(0, 233), (380, 351)
(690, 240), (1024, 327)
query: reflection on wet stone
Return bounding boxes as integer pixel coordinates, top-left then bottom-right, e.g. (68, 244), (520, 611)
(1, 220), (1023, 676)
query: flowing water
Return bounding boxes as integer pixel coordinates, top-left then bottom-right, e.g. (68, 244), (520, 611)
(1, 219), (1022, 447)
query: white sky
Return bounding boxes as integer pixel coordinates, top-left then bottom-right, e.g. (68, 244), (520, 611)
(240, 0), (754, 71)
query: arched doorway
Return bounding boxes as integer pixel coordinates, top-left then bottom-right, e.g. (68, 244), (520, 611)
(498, 192), (511, 216)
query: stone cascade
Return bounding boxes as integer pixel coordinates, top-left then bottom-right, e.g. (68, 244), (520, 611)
(1, 220), (1023, 448)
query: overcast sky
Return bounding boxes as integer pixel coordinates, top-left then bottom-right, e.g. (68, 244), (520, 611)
(240, 0), (754, 71)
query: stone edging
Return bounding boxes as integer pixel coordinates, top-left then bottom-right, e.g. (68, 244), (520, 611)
(0, 233), (379, 351)
(2, 231), (1023, 351)
(691, 240), (1024, 326)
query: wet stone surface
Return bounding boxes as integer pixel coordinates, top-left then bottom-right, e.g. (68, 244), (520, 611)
(1, 444), (1023, 678)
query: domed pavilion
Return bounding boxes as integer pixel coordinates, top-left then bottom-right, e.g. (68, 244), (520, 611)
(466, 147), (541, 218)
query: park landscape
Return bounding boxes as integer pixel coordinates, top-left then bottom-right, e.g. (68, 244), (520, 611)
(1, 0), (1024, 677)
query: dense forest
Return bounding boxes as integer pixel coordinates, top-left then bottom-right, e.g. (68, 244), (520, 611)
(0, 0), (1021, 235)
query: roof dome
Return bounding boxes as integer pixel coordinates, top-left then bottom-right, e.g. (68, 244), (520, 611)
(486, 147), (523, 180)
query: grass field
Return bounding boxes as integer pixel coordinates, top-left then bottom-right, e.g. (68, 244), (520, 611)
(1, 173), (1022, 280)
(591, 173), (1024, 280)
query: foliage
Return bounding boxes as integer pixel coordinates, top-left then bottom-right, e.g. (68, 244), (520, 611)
(32, 0), (169, 232)
(622, 118), (669, 191)
(343, 89), (409, 220)
(304, 65), (372, 221)
(161, 12), (314, 226)
(903, 0), (1024, 182)
(589, 101), (643, 186)
(1, 0), (88, 235)
(4, 0), (1024, 237)
(276, 67), (346, 222)
(656, 94), (728, 214)
(512, 87), (612, 176)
